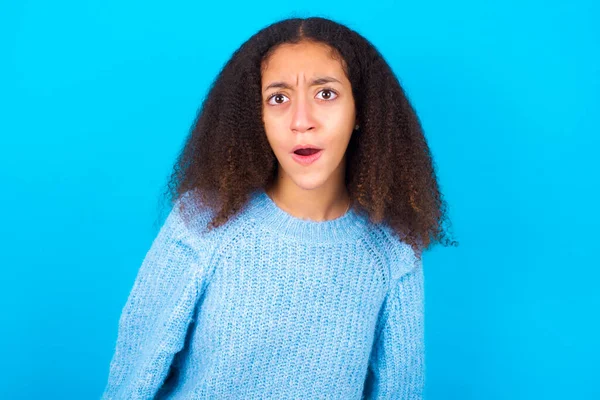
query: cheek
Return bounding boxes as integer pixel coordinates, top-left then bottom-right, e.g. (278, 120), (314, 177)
(325, 103), (355, 133)
(262, 119), (286, 151)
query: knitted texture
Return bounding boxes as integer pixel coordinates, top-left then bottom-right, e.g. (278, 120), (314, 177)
(101, 189), (425, 399)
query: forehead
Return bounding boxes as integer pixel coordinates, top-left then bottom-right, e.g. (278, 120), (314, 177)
(261, 41), (347, 82)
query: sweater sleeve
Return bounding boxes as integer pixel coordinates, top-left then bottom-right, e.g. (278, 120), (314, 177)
(362, 247), (425, 400)
(101, 200), (212, 400)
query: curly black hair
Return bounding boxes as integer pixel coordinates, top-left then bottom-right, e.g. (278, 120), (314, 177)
(160, 16), (458, 253)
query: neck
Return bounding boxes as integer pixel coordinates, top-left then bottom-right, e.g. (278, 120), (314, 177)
(266, 180), (350, 222)
(246, 188), (366, 245)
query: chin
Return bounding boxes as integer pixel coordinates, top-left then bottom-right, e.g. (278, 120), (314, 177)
(289, 175), (330, 191)
(277, 158), (334, 191)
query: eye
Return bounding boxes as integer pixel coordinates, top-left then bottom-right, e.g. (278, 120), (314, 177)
(265, 88), (339, 106)
(316, 88), (338, 101)
(266, 93), (289, 105)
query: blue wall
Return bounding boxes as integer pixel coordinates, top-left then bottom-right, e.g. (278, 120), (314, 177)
(2, 1), (597, 398)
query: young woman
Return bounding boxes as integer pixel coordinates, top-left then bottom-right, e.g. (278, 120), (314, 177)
(102, 16), (455, 400)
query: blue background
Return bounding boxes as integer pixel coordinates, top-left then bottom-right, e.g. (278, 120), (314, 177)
(2, 1), (598, 398)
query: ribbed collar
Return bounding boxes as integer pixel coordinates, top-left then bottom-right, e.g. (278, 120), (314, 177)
(245, 188), (370, 244)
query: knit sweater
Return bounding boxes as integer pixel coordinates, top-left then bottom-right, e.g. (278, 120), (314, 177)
(101, 188), (425, 399)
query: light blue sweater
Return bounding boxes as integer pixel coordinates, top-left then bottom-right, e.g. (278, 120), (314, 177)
(102, 188), (425, 399)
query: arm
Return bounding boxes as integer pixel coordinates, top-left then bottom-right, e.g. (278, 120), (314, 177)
(363, 257), (425, 400)
(101, 200), (212, 400)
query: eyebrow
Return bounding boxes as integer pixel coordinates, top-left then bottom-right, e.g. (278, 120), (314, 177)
(263, 76), (342, 93)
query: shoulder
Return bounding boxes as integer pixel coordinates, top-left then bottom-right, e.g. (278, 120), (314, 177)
(167, 189), (249, 261)
(363, 222), (422, 287)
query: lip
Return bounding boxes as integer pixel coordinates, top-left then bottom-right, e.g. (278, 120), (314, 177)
(291, 144), (323, 153)
(291, 149), (323, 166)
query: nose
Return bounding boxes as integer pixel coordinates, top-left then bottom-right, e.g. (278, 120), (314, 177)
(290, 93), (316, 133)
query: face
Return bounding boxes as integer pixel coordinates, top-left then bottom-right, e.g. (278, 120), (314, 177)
(261, 40), (357, 193)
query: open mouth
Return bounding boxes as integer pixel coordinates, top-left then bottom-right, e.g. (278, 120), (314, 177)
(294, 148), (321, 156)
(291, 148), (323, 165)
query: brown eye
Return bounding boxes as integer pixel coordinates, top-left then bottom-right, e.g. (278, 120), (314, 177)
(316, 89), (338, 101)
(267, 93), (289, 105)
